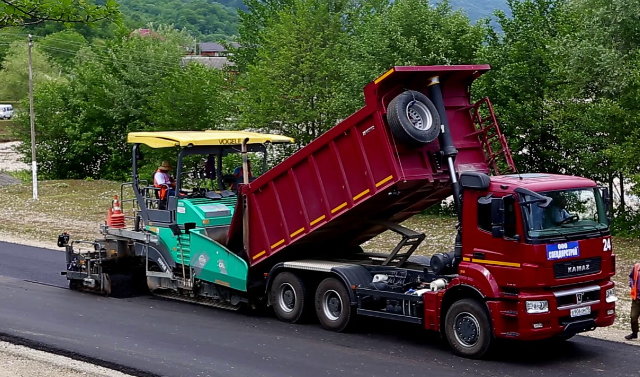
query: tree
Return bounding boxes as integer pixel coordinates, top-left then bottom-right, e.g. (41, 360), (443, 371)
(340, 0), (487, 113)
(0, 0), (119, 29)
(39, 30), (88, 71)
(552, 0), (640, 228)
(0, 27), (27, 64)
(236, 0), (350, 146)
(148, 62), (233, 132)
(233, 0), (294, 72)
(12, 25), (202, 180)
(0, 39), (63, 101)
(233, 0), (487, 146)
(478, 0), (571, 174)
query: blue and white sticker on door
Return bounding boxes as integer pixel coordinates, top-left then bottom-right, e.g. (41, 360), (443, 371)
(546, 241), (580, 261)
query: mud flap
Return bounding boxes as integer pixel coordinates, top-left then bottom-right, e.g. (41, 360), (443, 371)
(101, 273), (111, 296)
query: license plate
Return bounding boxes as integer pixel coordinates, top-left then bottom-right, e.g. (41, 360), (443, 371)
(570, 306), (591, 317)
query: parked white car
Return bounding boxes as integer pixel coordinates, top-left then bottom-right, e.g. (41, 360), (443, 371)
(0, 104), (14, 119)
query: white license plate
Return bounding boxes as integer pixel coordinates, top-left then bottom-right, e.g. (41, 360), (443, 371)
(570, 306), (591, 317)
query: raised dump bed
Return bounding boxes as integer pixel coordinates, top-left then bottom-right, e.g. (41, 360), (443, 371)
(226, 65), (513, 267)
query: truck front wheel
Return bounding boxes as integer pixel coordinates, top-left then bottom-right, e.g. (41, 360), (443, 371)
(444, 299), (493, 358)
(270, 272), (308, 323)
(315, 277), (354, 332)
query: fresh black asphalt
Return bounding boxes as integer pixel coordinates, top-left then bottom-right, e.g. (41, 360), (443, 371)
(0, 241), (638, 377)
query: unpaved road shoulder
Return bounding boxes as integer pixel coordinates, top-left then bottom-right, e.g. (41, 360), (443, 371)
(0, 341), (133, 377)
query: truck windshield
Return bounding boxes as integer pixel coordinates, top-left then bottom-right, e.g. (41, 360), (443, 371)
(522, 187), (608, 239)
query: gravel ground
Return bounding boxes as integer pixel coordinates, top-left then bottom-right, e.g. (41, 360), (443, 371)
(0, 341), (132, 377)
(0, 142), (29, 172)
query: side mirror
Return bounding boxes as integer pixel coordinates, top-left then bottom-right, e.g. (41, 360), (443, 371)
(599, 187), (611, 224)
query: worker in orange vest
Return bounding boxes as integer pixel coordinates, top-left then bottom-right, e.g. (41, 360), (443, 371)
(154, 161), (176, 200)
(626, 262), (640, 340)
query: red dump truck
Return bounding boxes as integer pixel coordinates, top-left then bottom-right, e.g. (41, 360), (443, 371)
(60, 65), (616, 358)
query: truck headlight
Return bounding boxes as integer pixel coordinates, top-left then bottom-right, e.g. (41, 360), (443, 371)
(526, 300), (549, 314)
(606, 287), (617, 303)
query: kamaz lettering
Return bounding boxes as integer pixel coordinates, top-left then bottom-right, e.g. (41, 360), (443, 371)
(568, 264), (590, 274)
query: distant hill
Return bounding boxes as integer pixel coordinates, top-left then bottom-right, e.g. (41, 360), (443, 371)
(114, 0), (508, 41)
(118, 0), (240, 41)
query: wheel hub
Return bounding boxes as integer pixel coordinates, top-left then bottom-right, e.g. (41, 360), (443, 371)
(323, 290), (343, 321)
(278, 283), (296, 313)
(405, 101), (433, 131)
(453, 312), (480, 347)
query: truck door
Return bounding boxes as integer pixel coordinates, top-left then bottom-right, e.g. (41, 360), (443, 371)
(462, 192), (523, 274)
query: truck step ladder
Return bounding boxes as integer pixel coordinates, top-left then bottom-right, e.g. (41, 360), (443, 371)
(467, 97), (517, 175)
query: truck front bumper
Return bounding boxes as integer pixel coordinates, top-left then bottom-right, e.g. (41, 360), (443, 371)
(487, 281), (616, 341)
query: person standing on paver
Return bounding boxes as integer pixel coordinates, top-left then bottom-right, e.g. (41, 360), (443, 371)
(626, 262), (640, 340)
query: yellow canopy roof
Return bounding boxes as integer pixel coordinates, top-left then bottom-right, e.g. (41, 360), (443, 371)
(127, 130), (294, 148)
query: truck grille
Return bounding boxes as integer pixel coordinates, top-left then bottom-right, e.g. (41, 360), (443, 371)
(556, 288), (600, 309)
(554, 257), (601, 279)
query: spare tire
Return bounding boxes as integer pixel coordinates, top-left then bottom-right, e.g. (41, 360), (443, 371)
(386, 90), (441, 145)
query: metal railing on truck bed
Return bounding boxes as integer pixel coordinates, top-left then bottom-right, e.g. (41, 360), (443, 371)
(226, 65), (516, 267)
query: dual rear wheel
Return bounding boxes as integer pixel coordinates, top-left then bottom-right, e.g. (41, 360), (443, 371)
(270, 272), (495, 359)
(270, 273), (353, 332)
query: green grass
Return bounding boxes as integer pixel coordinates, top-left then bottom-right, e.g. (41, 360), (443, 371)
(0, 120), (16, 142)
(5, 169), (32, 183)
(0, 178), (124, 243)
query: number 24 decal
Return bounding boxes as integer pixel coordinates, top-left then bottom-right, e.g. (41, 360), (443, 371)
(602, 238), (612, 251)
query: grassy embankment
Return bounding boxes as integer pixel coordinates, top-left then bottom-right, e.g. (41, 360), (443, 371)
(0, 176), (637, 329)
(0, 120), (15, 142)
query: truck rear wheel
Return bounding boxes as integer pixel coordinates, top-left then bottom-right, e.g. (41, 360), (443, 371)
(270, 272), (308, 323)
(444, 299), (493, 358)
(315, 277), (353, 332)
(386, 90), (441, 146)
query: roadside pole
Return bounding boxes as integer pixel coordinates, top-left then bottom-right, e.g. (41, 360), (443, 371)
(28, 34), (38, 200)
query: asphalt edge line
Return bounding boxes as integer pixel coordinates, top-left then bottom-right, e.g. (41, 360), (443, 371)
(0, 332), (160, 377)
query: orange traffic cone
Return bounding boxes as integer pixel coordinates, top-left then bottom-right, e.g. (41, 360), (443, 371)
(107, 195), (126, 229)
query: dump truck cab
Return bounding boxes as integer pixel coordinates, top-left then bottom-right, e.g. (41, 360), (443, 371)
(451, 173), (615, 342)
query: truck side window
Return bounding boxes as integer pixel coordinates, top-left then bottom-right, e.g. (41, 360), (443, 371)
(503, 195), (517, 238)
(477, 199), (492, 233)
